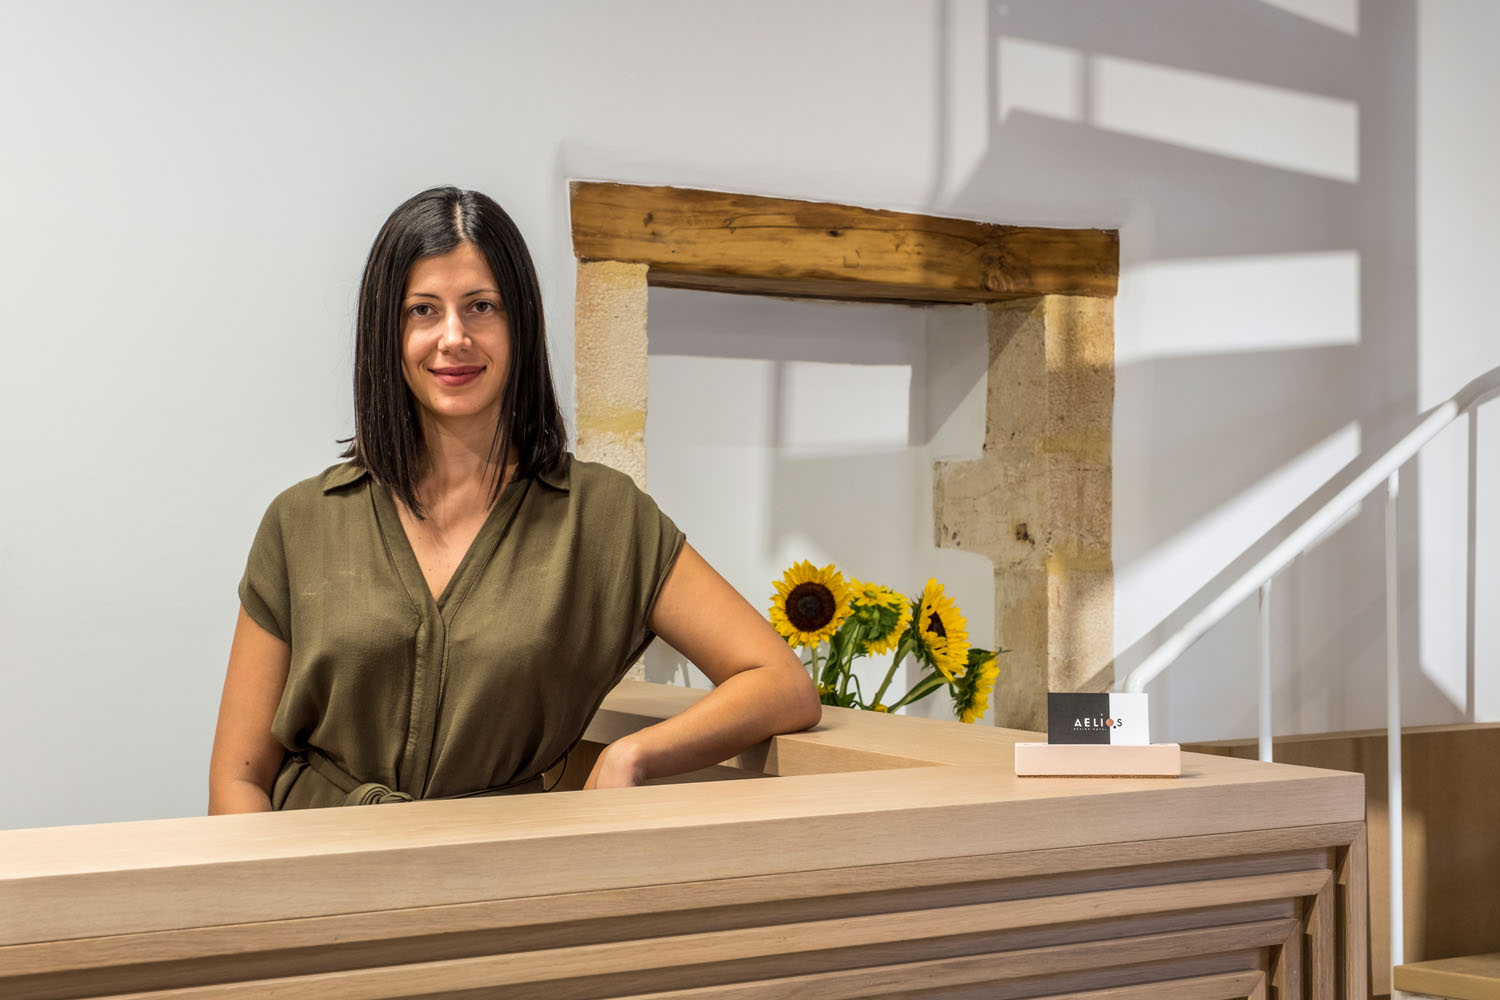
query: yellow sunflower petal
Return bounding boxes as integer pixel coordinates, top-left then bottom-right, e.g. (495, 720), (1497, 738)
(913, 579), (971, 682)
(954, 649), (999, 724)
(843, 579), (911, 656)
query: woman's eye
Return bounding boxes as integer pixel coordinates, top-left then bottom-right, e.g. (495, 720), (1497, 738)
(408, 304), (434, 318)
(473, 301), (497, 314)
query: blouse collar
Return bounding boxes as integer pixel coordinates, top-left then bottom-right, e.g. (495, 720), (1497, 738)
(321, 454), (572, 494)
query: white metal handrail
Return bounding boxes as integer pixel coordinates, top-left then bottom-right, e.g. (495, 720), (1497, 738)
(1122, 366), (1500, 697)
(1119, 363), (1500, 975)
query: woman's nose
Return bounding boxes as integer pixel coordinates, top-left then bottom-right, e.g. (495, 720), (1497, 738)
(439, 308), (470, 347)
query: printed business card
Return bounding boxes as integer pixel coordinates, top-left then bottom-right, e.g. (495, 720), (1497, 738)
(1046, 692), (1150, 745)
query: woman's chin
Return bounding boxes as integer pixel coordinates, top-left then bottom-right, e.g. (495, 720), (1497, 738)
(420, 402), (502, 430)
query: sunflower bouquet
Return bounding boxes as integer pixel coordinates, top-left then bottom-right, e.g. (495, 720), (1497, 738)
(768, 561), (1002, 724)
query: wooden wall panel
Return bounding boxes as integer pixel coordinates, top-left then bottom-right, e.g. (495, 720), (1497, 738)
(3, 840), (1353, 1000)
(1191, 722), (1499, 994)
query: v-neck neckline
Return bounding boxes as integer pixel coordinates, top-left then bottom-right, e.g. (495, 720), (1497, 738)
(372, 475), (532, 617)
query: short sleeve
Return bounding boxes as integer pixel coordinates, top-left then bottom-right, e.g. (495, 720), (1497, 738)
(238, 494), (291, 643)
(634, 488), (686, 633)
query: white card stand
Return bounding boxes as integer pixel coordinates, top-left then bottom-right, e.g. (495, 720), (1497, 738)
(1014, 742), (1182, 778)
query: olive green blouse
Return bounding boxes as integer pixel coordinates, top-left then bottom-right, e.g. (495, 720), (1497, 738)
(237, 454), (684, 809)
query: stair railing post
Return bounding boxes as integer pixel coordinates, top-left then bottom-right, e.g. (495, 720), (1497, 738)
(1258, 579), (1273, 763)
(1386, 470), (1404, 971)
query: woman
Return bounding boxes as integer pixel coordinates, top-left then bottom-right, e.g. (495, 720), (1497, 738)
(208, 187), (820, 812)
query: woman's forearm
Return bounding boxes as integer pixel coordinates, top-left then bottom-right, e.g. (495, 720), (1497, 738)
(208, 777), (274, 815)
(589, 540), (822, 789)
(600, 662), (820, 785)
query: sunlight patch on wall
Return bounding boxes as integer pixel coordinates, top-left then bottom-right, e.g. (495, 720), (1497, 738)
(1417, 419), (1472, 715)
(1115, 420), (1362, 655)
(996, 37), (1359, 183)
(997, 36), (1083, 124)
(1115, 250), (1360, 363)
(1092, 55), (1358, 182)
(1258, 0), (1358, 36)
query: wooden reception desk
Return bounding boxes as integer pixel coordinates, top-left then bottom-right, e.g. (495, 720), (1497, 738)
(0, 682), (1367, 999)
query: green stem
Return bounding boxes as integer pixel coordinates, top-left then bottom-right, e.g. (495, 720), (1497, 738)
(847, 672), (865, 709)
(836, 626), (858, 697)
(888, 669), (946, 711)
(820, 639), (840, 688)
(869, 635), (913, 708)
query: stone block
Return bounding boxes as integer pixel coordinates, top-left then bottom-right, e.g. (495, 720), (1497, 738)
(993, 564), (1050, 732)
(1044, 453), (1113, 558)
(938, 293), (1115, 722)
(983, 299), (1048, 452)
(934, 454), (1046, 568)
(1047, 559), (1115, 695)
(575, 261), (650, 488)
(1044, 295), (1114, 460)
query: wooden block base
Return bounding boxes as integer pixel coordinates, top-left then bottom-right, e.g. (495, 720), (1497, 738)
(1015, 742), (1182, 777)
(1395, 952), (1500, 1000)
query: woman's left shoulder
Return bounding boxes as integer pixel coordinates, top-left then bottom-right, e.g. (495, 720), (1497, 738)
(556, 454), (653, 500)
(550, 454), (677, 540)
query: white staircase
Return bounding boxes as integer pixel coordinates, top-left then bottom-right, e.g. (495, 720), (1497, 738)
(1121, 364), (1500, 994)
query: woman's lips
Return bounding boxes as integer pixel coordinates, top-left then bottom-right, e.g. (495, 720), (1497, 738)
(431, 365), (483, 387)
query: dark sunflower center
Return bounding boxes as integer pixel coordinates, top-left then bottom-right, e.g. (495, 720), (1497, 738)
(927, 612), (947, 638)
(786, 583), (836, 632)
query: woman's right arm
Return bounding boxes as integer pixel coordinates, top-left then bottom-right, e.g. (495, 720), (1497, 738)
(208, 607), (292, 814)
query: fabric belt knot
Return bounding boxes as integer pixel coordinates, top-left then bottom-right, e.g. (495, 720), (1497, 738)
(344, 782), (415, 806)
(293, 744), (545, 807)
(302, 746), (417, 806)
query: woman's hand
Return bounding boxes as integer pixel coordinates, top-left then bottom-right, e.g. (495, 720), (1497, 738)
(582, 739), (648, 790)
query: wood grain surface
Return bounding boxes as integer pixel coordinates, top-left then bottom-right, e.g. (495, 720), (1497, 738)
(1193, 722), (1498, 993)
(1394, 952), (1500, 1000)
(569, 183), (1119, 303)
(1, 681), (1368, 999)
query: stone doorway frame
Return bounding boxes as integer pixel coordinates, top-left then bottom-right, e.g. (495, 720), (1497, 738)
(569, 182), (1118, 730)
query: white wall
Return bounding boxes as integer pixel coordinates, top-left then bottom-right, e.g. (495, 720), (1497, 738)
(1414, 0), (1500, 728)
(0, 0), (1492, 830)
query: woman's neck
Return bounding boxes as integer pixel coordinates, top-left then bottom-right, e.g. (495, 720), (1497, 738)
(415, 415), (515, 514)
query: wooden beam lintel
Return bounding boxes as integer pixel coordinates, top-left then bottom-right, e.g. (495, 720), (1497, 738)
(571, 181), (1119, 303)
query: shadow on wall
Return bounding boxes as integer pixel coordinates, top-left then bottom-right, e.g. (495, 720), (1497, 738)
(924, 0), (1426, 739)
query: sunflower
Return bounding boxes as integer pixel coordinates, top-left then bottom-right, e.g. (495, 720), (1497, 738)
(911, 578), (970, 682)
(844, 578), (912, 655)
(769, 561), (853, 648)
(950, 648), (999, 724)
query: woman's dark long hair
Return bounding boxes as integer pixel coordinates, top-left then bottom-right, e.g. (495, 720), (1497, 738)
(343, 187), (567, 518)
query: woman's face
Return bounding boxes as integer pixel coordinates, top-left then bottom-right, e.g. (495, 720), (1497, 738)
(400, 242), (511, 435)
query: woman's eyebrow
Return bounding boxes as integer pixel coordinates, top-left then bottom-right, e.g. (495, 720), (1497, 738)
(405, 288), (500, 300)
